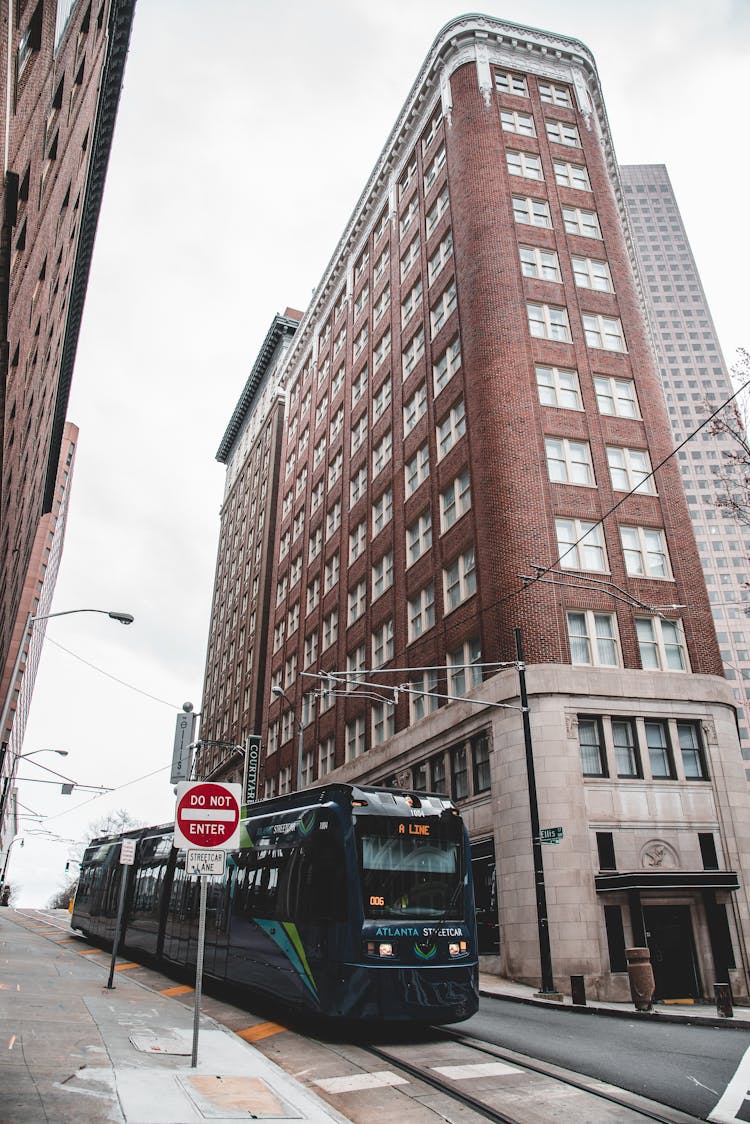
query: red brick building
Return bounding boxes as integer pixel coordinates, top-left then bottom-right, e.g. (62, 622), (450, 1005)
(200, 15), (750, 1001)
(0, 0), (136, 738)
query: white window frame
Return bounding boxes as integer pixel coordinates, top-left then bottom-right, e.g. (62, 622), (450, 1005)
(513, 195), (552, 228)
(373, 377), (392, 421)
(322, 608), (338, 650)
(555, 517), (608, 572)
(404, 383), (428, 435)
(326, 499), (342, 540)
(372, 618), (394, 667)
(527, 301), (571, 342)
(373, 285), (390, 326)
(436, 398), (466, 459)
(372, 701), (396, 746)
(545, 436), (594, 485)
(373, 430), (393, 477)
(545, 119), (580, 146)
(402, 331), (425, 378)
(519, 245), (561, 283)
(440, 469), (471, 531)
(430, 280), (457, 337)
(535, 364), (581, 410)
(594, 375), (639, 418)
(539, 81), (572, 107)
(506, 150), (543, 180)
(373, 329), (391, 371)
(501, 109), (535, 136)
(620, 525), (672, 579)
(444, 547), (477, 611)
(372, 551), (394, 600)
(405, 443), (430, 496)
(345, 715), (366, 761)
(423, 145), (446, 192)
(400, 236), (420, 280)
(447, 637), (482, 696)
(347, 644), (366, 687)
(635, 617), (688, 672)
(324, 552), (339, 593)
(562, 206), (601, 238)
(572, 256), (613, 292)
(582, 313), (626, 352)
(349, 519), (367, 561)
(425, 185), (449, 237)
(408, 583), (435, 641)
(606, 447), (655, 494)
(553, 160), (590, 190)
(495, 71), (528, 96)
(348, 580), (367, 625)
(372, 488), (393, 536)
(409, 669), (440, 723)
(433, 336), (461, 396)
(566, 610), (620, 667)
(406, 510), (432, 566)
(351, 411), (369, 453)
(319, 736), (335, 776)
(350, 465), (368, 505)
(428, 230), (453, 285)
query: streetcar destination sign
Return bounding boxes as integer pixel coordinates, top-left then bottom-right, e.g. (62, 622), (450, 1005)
(186, 849), (226, 876)
(174, 781), (241, 851)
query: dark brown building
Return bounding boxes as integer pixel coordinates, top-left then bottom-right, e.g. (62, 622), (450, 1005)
(0, 0), (136, 727)
(201, 15), (750, 1002)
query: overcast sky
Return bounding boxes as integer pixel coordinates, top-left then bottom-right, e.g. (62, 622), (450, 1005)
(10, 0), (749, 906)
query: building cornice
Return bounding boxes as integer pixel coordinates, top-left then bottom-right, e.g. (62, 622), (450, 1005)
(41, 0), (137, 514)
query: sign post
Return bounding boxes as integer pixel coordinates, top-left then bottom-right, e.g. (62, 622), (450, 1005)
(106, 837), (137, 989)
(173, 781), (240, 1067)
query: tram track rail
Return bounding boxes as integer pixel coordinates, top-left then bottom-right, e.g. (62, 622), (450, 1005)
(8, 909), (699, 1123)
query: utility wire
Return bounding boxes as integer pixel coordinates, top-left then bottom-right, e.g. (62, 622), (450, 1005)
(44, 764), (170, 822)
(45, 637), (180, 709)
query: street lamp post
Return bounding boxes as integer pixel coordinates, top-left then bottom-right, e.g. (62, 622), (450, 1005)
(0, 608), (133, 840)
(0, 835), (23, 901)
(271, 686), (304, 792)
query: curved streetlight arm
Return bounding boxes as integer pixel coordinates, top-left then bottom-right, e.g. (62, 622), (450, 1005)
(31, 609), (134, 626)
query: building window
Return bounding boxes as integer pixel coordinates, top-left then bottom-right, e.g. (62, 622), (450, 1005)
(536, 365), (581, 410)
(430, 752), (447, 794)
(328, 450), (344, 488)
(349, 519), (368, 561)
(408, 584), (435, 641)
(594, 375), (639, 418)
(372, 551), (394, 599)
(596, 831), (617, 870)
(428, 230), (453, 284)
(326, 500), (342, 540)
(556, 518), (607, 571)
(572, 256), (613, 292)
(430, 280), (457, 337)
(346, 716), (366, 761)
(405, 443), (430, 495)
(527, 302), (571, 342)
(545, 119), (580, 146)
(373, 430), (393, 477)
(447, 637), (482, 696)
(644, 720), (675, 778)
(308, 527), (322, 563)
(613, 719), (640, 777)
(351, 412), (369, 454)
(677, 721), (708, 779)
(583, 313), (626, 352)
(433, 335), (461, 395)
(567, 611), (619, 666)
(409, 669), (440, 723)
(472, 733), (491, 793)
(699, 832), (719, 870)
(424, 145), (446, 192)
(607, 447), (654, 494)
(512, 195), (552, 228)
(553, 160), (590, 190)
(372, 489), (393, 536)
(545, 437), (594, 485)
(562, 206), (601, 238)
(425, 185), (449, 237)
(506, 150), (543, 180)
(539, 81), (572, 107)
(372, 618), (394, 667)
(324, 552), (340, 593)
(371, 285), (388, 328)
(348, 580), (367, 625)
(279, 766), (292, 795)
(440, 469), (471, 531)
(495, 71), (528, 96)
(372, 701), (396, 745)
(404, 384), (428, 435)
(520, 245), (561, 282)
(636, 618), (687, 671)
(287, 602), (300, 635)
(352, 366), (368, 406)
(347, 644), (366, 686)
(500, 109), (535, 136)
(444, 548), (476, 611)
(579, 717), (607, 776)
(451, 745), (469, 801)
(350, 465), (368, 505)
(406, 510), (432, 566)
(621, 526), (671, 579)
(304, 630), (319, 669)
(402, 278), (423, 328)
(436, 398), (466, 459)
(373, 329), (391, 371)
(306, 577), (320, 614)
(322, 609), (338, 650)
(402, 332), (425, 378)
(319, 737), (335, 777)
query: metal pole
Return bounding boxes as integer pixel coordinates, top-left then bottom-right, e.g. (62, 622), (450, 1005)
(105, 864), (129, 989)
(296, 719), (304, 791)
(191, 873), (208, 1067)
(514, 627), (555, 995)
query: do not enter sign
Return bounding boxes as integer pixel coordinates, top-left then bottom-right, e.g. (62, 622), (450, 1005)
(174, 781), (241, 851)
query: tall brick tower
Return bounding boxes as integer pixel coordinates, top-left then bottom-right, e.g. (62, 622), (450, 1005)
(201, 15), (750, 1002)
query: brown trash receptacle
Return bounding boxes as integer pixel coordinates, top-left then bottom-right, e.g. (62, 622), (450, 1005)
(625, 947), (655, 1012)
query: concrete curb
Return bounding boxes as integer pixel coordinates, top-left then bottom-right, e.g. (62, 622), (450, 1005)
(479, 987), (750, 1030)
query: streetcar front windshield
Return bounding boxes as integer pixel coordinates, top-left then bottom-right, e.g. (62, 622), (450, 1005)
(356, 817), (464, 920)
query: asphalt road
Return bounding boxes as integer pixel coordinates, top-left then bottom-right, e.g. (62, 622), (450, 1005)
(456, 995), (750, 1119)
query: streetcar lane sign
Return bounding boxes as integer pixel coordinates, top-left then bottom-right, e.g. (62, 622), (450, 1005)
(186, 849), (226, 876)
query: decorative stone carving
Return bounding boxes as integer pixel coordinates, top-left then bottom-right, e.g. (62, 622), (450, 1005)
(440, 73), (453, 127)
(475, 42), (493, 108)
(640, 840), (678, 869)
(701, 718), (718, 746)
(565, 714), (579, 739)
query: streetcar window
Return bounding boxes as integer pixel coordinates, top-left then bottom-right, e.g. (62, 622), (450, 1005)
(356, 820), (463, 920)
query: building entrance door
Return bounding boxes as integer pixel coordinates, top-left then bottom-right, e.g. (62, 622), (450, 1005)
(643, 905), (701, 999)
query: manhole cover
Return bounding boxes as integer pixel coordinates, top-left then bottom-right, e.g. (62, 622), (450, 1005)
(130, 1030), (191, 1055)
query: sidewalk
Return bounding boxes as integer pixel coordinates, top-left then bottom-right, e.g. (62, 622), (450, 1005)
(0, 909), (345, 1124)
(479, 971), (750, 1029)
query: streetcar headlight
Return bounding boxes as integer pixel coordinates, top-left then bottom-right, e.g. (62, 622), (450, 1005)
(449, 941), (468, 957)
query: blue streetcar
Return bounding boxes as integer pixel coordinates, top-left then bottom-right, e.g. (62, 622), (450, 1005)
(71, 784), (479, 1023)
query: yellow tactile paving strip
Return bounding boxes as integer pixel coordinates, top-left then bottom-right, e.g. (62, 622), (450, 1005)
(160, 984), (194, 996)
(236, 1021), (287, 1042)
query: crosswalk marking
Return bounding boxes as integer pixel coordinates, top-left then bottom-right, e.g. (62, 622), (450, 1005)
(708, 1045), (750, 1123)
